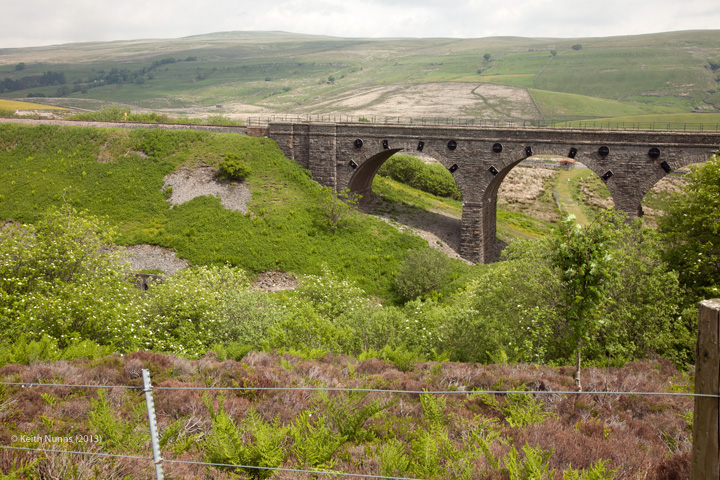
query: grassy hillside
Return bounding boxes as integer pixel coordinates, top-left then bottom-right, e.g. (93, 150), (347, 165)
(0, 123), (444, 300)
(1, 30), (719, 123)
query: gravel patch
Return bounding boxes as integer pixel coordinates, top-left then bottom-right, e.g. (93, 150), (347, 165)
(121, 244), (190, 275)
(164, 165), (251, 212)
(252, 271), (298, 292)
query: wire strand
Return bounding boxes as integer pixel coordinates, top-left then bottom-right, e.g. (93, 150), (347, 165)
(154, 385), (714, 398)
(164, 458), (426, 480)
(0, 381), (140, 390)
(0, 445), (150, 461)
(0, 381), (713, 398)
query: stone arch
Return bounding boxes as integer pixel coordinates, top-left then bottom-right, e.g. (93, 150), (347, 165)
(267, 121), (720, 264)
(343, 138), (471, 206)
(637, 151), (713, 218)
(346, 148), (402, 203)
(478, 149), (543, 262)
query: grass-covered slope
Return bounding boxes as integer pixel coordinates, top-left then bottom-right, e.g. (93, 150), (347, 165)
(0, 123), (436, 299)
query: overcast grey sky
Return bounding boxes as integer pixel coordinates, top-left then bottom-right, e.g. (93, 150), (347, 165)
(3, 0), (720, 48)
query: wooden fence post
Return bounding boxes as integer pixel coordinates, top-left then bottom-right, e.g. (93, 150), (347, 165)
(691, 299), (720, 479)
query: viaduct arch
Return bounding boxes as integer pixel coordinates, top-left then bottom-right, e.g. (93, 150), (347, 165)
(268, 122), (720, 263)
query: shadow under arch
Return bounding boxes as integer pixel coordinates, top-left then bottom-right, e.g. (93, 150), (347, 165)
(347, 148), (402, 203)
(348, 148), (465, 258)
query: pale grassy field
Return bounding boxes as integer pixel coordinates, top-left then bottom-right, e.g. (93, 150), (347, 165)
(0, 99), (68, 111)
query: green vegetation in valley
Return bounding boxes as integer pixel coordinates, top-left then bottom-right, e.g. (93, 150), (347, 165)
(0, 122), (705, 369)
(0, 124), (708, 479)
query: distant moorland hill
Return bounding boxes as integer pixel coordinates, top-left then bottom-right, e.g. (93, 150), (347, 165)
(1, 30), (720, 126)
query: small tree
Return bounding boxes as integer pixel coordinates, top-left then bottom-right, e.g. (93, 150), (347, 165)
(571, 44), (583, 51)
(483, 53), (492, 62)
(549, 211), (618, 390)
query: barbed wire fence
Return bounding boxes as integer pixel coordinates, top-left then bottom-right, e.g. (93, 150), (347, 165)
(0, 377), (715, 480)
(1, 301), (719, 479)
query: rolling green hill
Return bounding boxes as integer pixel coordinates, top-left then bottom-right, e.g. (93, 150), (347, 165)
(1, 30), (719, 124)
(0, 123), (487, 302)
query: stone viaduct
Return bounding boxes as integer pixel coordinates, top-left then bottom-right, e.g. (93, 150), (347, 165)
(268, 122), (720, 263)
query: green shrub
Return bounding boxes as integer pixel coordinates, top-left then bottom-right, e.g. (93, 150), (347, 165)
(89, 388), (148, 451)
(395, 249), (454, 301)
(265, 268), (401, 354)
(317, 390), (394, 442)
(218, 152), (252, 181)
(290, 410), (346, 468)
(380, 440), (411, 478)
(0, 205), (141, 351)
(209, 341), (253, 361)
(139, 265), (251, 357)
(315, 186), (360, 230)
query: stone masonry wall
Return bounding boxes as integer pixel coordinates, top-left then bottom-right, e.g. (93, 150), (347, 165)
(269, 122), (720, 263)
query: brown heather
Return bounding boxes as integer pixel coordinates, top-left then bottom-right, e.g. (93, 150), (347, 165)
(0, 353), (693, 479)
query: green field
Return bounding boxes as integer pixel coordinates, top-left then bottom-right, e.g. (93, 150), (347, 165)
(529, 89), (687, 123)
(558, 112), (720, 130)
(0, 98), (68, 111)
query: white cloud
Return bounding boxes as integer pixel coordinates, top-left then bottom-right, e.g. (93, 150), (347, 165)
(1, 0), (719, 48)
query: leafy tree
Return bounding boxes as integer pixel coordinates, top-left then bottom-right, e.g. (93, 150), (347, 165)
(571, 44), (583, 51)
(378, 154), (461, 199)
(444, 238), (564, 364)
(483, 53), (492, 61)
(549, 211), (619, 390)
(659, 154), (720, 300)
(592, 226), (688, 367)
